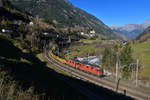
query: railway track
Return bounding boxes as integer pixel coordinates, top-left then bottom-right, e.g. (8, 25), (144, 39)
(45, 53), (106, 100)
(45, 51), (150, 100)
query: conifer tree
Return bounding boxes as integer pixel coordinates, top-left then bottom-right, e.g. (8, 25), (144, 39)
(120, 43), (132, 78)
(1, 19), (7, 29)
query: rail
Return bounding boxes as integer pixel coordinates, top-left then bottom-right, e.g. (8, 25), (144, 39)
(46, 49), (150, 100)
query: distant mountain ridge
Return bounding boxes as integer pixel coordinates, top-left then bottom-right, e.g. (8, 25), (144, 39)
(110, 20), (150, 39)
(6, 0), (126, 40)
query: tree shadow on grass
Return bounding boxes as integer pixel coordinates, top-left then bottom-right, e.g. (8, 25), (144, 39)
(0, 37), (88, 100)
(0, 37), (22, 60)
(0, 7), (30, 22)
(0, 57), (135, 100)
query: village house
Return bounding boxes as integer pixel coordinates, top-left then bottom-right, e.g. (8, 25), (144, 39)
(90, 29), (96, 34)
(80, 32), (85, 35)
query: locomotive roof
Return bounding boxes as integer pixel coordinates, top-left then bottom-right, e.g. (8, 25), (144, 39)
(73, 59), (102, 69)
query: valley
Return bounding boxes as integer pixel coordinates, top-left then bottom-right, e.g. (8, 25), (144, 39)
(0, 0), (150, 100)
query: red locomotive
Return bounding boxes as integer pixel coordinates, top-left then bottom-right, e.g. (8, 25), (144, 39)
(66, 59), (104, 76)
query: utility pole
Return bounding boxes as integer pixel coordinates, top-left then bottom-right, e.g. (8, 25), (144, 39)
(136, 59), (139, 87)
(116, 52), (119, 82)
(88, 53), (89, 63)
(42, 38), (46, 55)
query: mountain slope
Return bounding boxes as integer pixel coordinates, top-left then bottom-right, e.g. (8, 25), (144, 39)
(8, 0), (124, 39)
(136, 26), (150, 42)
(0, 35), (89, 100)
(110, 20), (150, 39)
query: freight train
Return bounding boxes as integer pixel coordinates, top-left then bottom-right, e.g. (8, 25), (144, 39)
(49, 48), (104, 76)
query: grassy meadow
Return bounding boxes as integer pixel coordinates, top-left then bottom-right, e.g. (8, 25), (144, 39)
(132, 42), (150, 79)
(67, 39), (115, 58)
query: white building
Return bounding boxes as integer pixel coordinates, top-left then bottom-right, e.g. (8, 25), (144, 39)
(90, 34), (94, 37)
(1, 29), (13, 33)
(80, 32), (85, 35)
(90, 30), (96, 34)
(43, 32), (49, 35)
(29, 22), (34, 26)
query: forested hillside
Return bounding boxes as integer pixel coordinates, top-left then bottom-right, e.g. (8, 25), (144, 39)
(7, 0), (126, 40)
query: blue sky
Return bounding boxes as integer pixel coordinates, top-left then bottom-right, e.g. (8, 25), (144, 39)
(69, 0), (150, 26)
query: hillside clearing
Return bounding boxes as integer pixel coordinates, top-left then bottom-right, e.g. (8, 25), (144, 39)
(67, 40), (116, 58)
